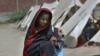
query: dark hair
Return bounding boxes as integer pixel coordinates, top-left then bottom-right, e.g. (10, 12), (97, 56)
(38, 11), (51, 20)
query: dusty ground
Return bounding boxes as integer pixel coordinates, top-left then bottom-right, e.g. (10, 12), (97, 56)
(0, 23), (100, 56)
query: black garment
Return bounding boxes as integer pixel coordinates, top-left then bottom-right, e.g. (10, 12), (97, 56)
(27, 26), (62, 56)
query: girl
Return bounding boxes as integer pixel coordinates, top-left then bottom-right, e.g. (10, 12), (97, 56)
(23, 8), (62, 56)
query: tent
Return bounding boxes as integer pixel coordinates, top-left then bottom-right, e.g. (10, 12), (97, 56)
(17, 6), (34, 29)
(61, 0), (99, 47)
(55, 0), (82, 29)
(17, 5), (40, 30)
(51, 0), (74, 25)
(61, 0), (98, 36)
(64, 14), (90, 47)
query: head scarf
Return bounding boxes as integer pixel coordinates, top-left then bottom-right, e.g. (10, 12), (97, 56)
(24, 8), (52, 48)
(23, 8), (52, 56)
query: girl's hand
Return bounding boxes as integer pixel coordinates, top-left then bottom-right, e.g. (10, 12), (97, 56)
(50, 36), (57, 45)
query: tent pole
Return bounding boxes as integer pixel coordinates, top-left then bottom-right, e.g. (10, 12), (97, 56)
(16, 0), (19, 11)
(36, 0), (39, 5)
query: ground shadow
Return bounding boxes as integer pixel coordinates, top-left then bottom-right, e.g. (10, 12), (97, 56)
(93, 54), (100, 56)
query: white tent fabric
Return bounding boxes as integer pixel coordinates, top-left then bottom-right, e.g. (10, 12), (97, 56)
(65, 13), (91, 47)
(55, 0), (82, 29)
(89, 30), (100, 42)
(97, 0), (100, 3)
(55, 4), (74, 29)
(67, 0), (96, 39)
(75, 0), (82, 6)
(61, 0), (98, 36)
(41, 1), (59, 13)
(86, 0), (100, 42)
(51, 0), (74, 25)
(18, 5), (40, 29)
(63, 0), (100, 47)
(70, 14), (90, 39)
(17, 6), (34, 28)
(87, 0), (100, 43)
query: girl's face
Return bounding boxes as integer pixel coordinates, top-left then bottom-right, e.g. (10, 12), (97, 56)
(38, 14), (49, 27)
